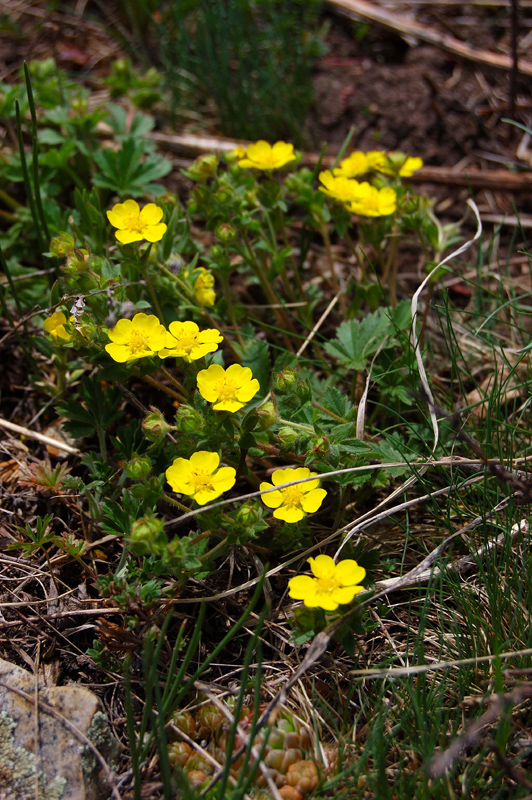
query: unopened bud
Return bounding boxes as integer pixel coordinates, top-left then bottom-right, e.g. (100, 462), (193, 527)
(188, 154), (218, 182)
(215, 222), (236, 243)
(214, 186), (233, 204)
(236, 502), (261, 527)
(256, 401), (278, 429)
(125, 455), (152, 480)
(274, 368), (297, 393)
(174, 405), (204, 433)
(278, 426), (299, 447)
(65, 247), (89, 271)
(142, 408), (173, 442)
(130, 516), (166, 554)
(311, 436), (329, 455)
(50, 232), (75, 257)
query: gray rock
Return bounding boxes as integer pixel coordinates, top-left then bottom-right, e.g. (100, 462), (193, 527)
(0, 657), (119, 800)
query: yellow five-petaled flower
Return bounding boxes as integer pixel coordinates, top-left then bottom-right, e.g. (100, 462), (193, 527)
(197, 364), (260, 412)
(288, 554), (366, 611)
(259, 467), (327, 523)
(166, 451), (236, 505)
(105, 312), (167, 362)
(107, 199), (167, 245)
(235, 140), (296, 171)
(43, 311), (72, 342)
(159, 321), (223, 362)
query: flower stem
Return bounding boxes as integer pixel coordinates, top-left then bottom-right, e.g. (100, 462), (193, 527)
(162, 493), (191, 513)
(320, 221), (347, 314)
(159, 366), (190, 400)
(141, 372), (185, 403)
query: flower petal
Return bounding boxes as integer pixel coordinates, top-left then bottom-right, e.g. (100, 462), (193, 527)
(308, 555), (336, 580)
(330, 585), (363, 605)
(211, 466), (237, 493)
(115, 229), (143, 245)
(273, 505), (304, 523)
(107, 318), (133, 344)
(190, 451), (220, 473)
(300, 488), (327, 513)
(334, 560), (366, 587)
(144, 223), (167, 242)
(139, 203), (164, 225)
(105, 343), (129, 362)
(288, 575), (317, 600)
(259, 483), (283, 509)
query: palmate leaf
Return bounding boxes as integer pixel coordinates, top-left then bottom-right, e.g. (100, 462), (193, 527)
(323, 302), (410, 370)
(92, 137), (172, 197)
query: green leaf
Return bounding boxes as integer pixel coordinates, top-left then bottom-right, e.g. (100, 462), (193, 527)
(323, 307), (401, 370)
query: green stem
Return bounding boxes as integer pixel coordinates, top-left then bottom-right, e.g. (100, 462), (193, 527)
(15, 101), (45, 260)
(277, 206), (305, 303)
(0, 186), (23, 210)
(278, 417), (314, 433)
(159, 365), (190, 400)
(24, 62), (50, 241)
(320, 221), (347, 315)
(312, 401), (348, 424)
(140, 372), (185, 403)
(162, 493), (191, 513)
(220, 271), (245, 347)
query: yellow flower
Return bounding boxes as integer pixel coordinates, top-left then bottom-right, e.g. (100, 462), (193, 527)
(346, 183), (397, 217)
(159, 321), (223, 362)
(107, 199), (167, 245)
(197, 364), (260, 412)
(43, 311), (72, 342)
(259, 467), (327, 523)
(376, 153), (423, 178)
(232, 146), (247, 159)
(105, 312), (167, 362)
(318, 170), (360, 203)
(193, 268), (216, 307)
(237, 140), (295, 171)
(333, 150), (385, 179)
(166, 450), (236, 505)
(288, 554), (366, 611)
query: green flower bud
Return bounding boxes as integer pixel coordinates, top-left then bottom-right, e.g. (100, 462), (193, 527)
(142, 408), (173, 442)
(294, 380), (312, 403)
(125, 455), (152, 480)
(65, 248), (89, 271)
(214, 186), (233, 204)
(188, 154), (218, 182)
(236, 502), (261, 527)
(256, 401), (278, 429)
(278, 426), (299, 447)
(130, 516), (167, 554)
(273, 368), (297, 393)
(311, 436), (329, 455)
(70, 95), (89, 116)
(215, 222), (236, 243)
(403, 196), (421, 214)
(50, 232), (75, 257)
(174, 405), (204, 433)
(209, 245), (223, 261)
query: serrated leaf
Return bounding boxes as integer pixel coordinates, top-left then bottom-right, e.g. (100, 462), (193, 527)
(323, 307), (400, 370)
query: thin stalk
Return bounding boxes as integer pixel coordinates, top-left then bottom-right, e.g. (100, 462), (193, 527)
(15, 101), (45, 259)
(278, 417), (315, 433)
(276, 206), (305, 303)
(240, 228), (296, 351)
(140, 372), (185, 403)
(320, 221), (347, 314)
(0, 241), (23, 316)
(0, 186), (23, 210)
(220, 271), (245, 347)
(312, 401), (348, 423)
(159, 365), (190, 400)
(143, 264), (164, 321)
(162, 493), (191, 513)
(345, 227), (365, 283)
(383, 221), (400, 307)
(24, 62), (50, 241)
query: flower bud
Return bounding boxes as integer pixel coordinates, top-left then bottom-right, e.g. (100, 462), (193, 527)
(311, 436), (329, 455)
(125, 455), (152, 480)
(174, 405), (204, 433)
(209, 244), (223, 261)
(278, 426), (299, 447)
(215, 222), (236, 243)
(65, 247), (89, 271)
(236, 502), (261, 527)
(167, 253), (185, 274)
(294, 380), (312, 403)
(50, 232), (75, 257)
(273, 368), (297, 393)
(188, 154), (218, 182)
(256, 401), (278, 429)
(130, 516), (166, 554)
(214, 186), (233, 204)
(142, 408), (173, 442)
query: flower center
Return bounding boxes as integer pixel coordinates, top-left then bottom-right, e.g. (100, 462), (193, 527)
(124, 214), (145, 233)
(282, 486), (304, 508)
(216, 378), (239, 401)
(175, 333), (198, 354)
(128, 329), (150, 354)
(316, 576), (339, 595)
(190, 469), (214, 493)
